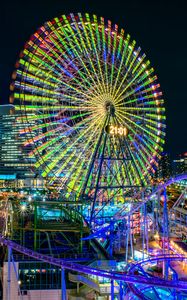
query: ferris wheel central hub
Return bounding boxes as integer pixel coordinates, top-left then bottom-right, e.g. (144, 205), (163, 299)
(105, 101), (115, 116)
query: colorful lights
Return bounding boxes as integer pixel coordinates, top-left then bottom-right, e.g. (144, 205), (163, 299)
(11, 13), (165, 195)
(170, 240), (187, 256)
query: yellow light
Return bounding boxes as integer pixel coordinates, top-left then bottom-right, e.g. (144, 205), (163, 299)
(21, 205), (26, 212)
(154, 232), (159, 239)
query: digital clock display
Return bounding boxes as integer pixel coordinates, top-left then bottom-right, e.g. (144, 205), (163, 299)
(105, 125), (128, 136)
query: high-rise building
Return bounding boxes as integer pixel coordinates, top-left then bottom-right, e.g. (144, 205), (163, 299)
(172, 153), (186, 176)
(184, 152), (187, 173)
(0, 105), (35, 186)
(156, 152), (172, 180)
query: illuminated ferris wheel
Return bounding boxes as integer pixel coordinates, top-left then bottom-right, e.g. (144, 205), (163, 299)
(11, 13), (165, 202)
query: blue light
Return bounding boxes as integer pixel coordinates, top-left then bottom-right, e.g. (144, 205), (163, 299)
(0, 174), (16, 179)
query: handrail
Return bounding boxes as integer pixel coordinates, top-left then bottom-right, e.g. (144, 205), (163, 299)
(68, 272), (100, 292)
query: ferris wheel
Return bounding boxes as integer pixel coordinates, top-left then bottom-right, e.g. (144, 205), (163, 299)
(11, 13), (165, 204)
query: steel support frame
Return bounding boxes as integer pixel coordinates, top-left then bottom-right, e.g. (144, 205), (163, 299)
(61, 268), (66, 300)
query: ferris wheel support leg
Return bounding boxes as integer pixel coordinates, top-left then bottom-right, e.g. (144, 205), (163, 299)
(80, 205), (83, 253)
(129, 215), (134, 260)
(163, 188), (169, 244)
(61, 268), (67, 300)
(89, 127), (108, 225)
(81, 116), (109, 211)
(125, 218), (129, 262)
(145, 203), (149, 254)
(109, 219), (114, 258)
(152, 199), (155, 235)
(34, 200), (37, 251)
(155, 192), (160, 234)
(141, 204), (145, 260)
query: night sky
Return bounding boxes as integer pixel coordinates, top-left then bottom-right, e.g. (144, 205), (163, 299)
(1, 0), (186, 158)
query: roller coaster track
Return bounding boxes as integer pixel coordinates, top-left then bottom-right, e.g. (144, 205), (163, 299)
(114, 173), (187, 220)
(0, 234), (187, 291)
(82, 174), (187, 240)
(127, 254), (187, 299)
(128, 254), (187, 272)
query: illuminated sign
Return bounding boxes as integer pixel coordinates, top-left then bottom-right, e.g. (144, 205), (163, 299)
(105, 125), (128, 136)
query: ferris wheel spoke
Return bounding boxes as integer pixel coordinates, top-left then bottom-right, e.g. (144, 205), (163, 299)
(100, 17), (111, 94)
(35, 143), (63, 169)
(114, 63), (152, 103)
(73, 13), (107, 94)
(112, 42), (137, 99)
(92, 14), (117, 96)
(20, 122), (57, 135)
(114, 43), (140, 98)
(111, 114), (146, 185)
(16, 70), (59, 91)
(23, 112), (91, 136)
(14, 89), (60, 103)
(111, 34), (130, 97)
(135, 152), (149, 183)
(116, 106), (165, 114)
(61, 15), (106, 95)
(17, 113), (53, 123)
(23, 126), (63, 146)
(114, 79), (159, 106)
(29, 135), (63, 158)
(39, 26), (102, 98)
(119, 110), (164, 129)
(42, 116), (104, 177)
(83, 14), (109, 92)
(141, 145), (158, 173)
(123, 92), (163, 107)
(115, 110), (164, 159)
(78, 14), (107, 93)
(23, 47), (63, 79)
(31, 34), (72, 74)
(52, 126), (99, 187)
(116, 109), (165, 145)
(28, 49), (96, 100)
(134, 133), (161, 162)
(108, 25), (118, 95)
(17, 59), (62, 87)
(115, 64), (153, 104)
(35, 132), (73, 169)
(116, 76), (160, 105)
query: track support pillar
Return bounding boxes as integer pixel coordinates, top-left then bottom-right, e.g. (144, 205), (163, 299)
(111, 279), (114, 300)
(61, 268), (66, 300)
(7, 246), (11, 300)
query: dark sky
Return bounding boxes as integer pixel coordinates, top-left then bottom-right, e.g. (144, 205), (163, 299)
(0, 0), (187, 158)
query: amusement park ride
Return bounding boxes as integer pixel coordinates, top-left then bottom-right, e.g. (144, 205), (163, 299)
(0, 12), (187, 300)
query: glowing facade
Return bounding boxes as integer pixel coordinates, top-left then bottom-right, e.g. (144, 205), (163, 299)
(0, 105), (34, 182)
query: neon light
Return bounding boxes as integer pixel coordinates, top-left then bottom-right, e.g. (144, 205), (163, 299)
(11, 13), (165, 193)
